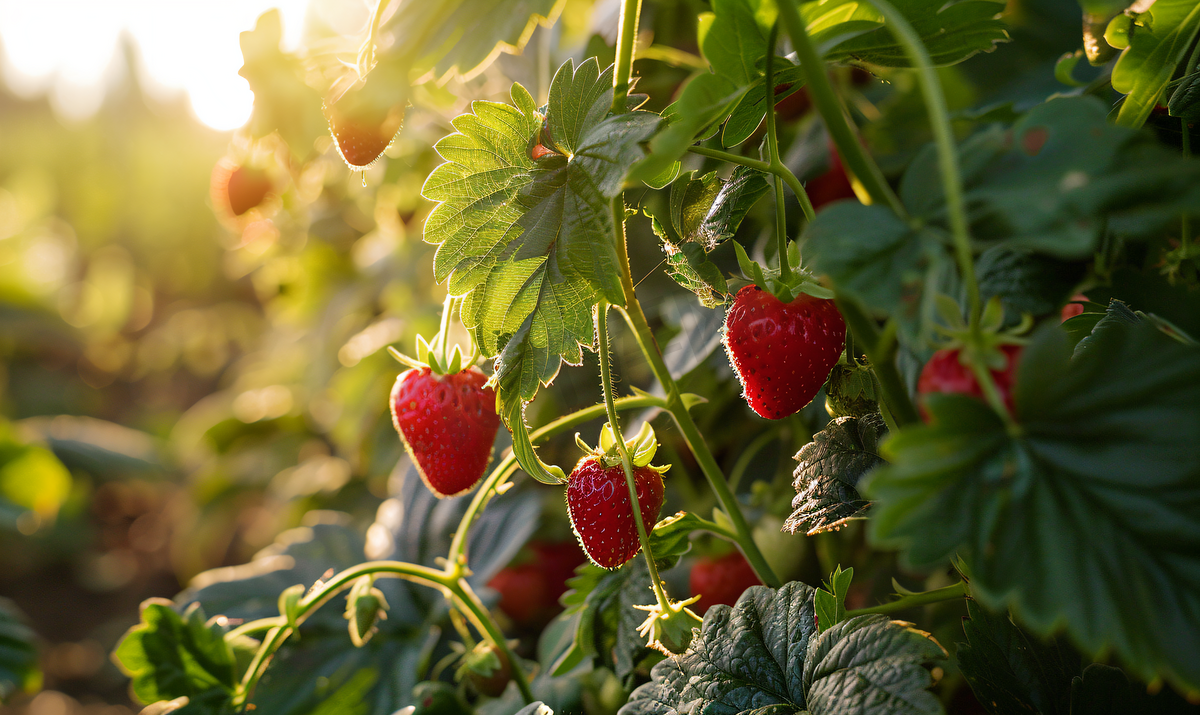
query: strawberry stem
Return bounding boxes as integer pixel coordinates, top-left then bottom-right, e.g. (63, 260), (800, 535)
(611, 0), (642, 115)
(844, 580), (969, 618)
(774, 0), (906, 218)
(597, 301), (672, 611)
(834, 296), (920, 426)
(763, 22), (810, 281)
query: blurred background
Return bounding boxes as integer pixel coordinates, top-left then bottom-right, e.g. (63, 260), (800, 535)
(0, 0), (1104, 712)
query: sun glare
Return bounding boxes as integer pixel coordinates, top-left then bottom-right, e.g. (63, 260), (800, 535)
(0, 0), (309, 131)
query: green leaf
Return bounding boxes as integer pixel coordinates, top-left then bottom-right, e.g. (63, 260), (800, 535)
(721, 67), (806, 148)
(662, 238), (730, 308)
(1069, 663), (1200, 714)
(648, 511), (718, 565)
(384, 0), (561, 81)
(785, 414), (886, 536)
(629, 74), (747, 183)
(976, 246), (1086, 323)
(956, 599), (1079, 715)
(238, 11), (327, 159)
(620, 583), (947, 715)
(864, 311), (1200, 691)
(1168, 71), (1200, 119)
(0, 598), (40, 703)
(113, 600), (238, 711)
(558, 559), (658, 685)
(814, 566), (853, 634)
(424, 59), (659, 414)
(0, 426), (72, 524)
(1112, 1), (1200, 127)
(805, 203), (944, 319)
(807, 0), (1010, 68)
(803, 614), (947, 715)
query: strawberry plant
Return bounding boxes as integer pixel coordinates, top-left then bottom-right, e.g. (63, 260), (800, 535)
(57, 0), (1200, 714)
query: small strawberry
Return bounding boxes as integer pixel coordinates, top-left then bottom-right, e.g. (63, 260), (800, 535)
(390, 365), (500, 498)
(723, 285), (846, 420)
(488, 540), (585, 629)
(1061, 293), (1089, 322)
(917, 344), (1022, 421)
(327, 104), (405, 168)
(210, 158), (273, 218)
(460, 642), (512, 698)
(689, 551), (762, 613)
(566, 423), (668, 569)
(806, 144), (858, 210)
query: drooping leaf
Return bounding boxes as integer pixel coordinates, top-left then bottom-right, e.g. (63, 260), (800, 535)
(0, 598), (40, 703)
(423, 59), (659, 414)
(661, 238), (730, 309)
(1112, 0), (1200, 127)
(864, 310), (1200, 692)
(721, 68), (806, 148)
(956, 599), (1079, 715)
(785, 414), (886, 536)
(112, 600), (238, 712)
(383, 0), (562, 81)
(620, 583), (946, 715)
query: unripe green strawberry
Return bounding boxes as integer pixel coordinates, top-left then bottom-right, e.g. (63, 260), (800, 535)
(567, 454), (665, 570)
(723, 285), (846, 420)
(344, 576), (388, 647)
(390, 366), (501, 498)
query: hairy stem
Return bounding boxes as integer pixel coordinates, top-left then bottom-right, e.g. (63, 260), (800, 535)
(845, 581), (969, 617)
(611, 204), (781, 588)
(598, 299), (671, 608)
(774, 0), (906, 217)
(765, 22), (802, 275)
(611, 0), (643, 114)
(834, 295), (919, 426)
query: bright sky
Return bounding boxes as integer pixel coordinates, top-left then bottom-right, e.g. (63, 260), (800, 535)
(0, 0), (313, 130)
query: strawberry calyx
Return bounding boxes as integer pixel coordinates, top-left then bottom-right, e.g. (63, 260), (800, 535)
(387, 295), (479, 377)
(732, 241), (834, 304)
(633, 594), (704, 655)
(574, 421), (670, 473)
(931, 294), (1029, 372)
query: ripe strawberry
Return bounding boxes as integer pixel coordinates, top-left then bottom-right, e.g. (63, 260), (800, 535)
(1061, 293), (1088, 322)
(488, 540), (585, 629)
(210, 159), (272, 217)
(390, 366), (500, 498)
(567, 458), (665, 570)
(916, 344), (1022, 421)
(723, 285), (846, 420)
(326, 103), (405, 168)
(806, 145), (858, 210)
(689, 551), (762, 613)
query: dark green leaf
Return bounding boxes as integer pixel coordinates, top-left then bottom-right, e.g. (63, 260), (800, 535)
(721, 67), (806, 148)
(661, 300), (728, 380)
(803, 614), (947, 715)
(865, 312), (1200, 691)
(785, 414), (886, 536)
(621, 584), (946, 715)
(424, 59), (659, 413)
(976, 246), (1085, 322)
(558, 559), (658, 685)
(805, 203), (943, 320)
(805, 0), (1009, 67)
(0, 598), (40, 703)
(1112, 1), (1200, 127)
(113, 600), (237, 711)
(1168, 71), (1200, 119)
(657, 227), (729, 308)
(956, 599), (1079, 715)
(1069, 663), (1200, 714)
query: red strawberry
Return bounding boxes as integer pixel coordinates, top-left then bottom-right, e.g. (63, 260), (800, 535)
(1061, 293), (1088, 322)
(774, 84), (811, 121)
(689, 551), (762, 613)
(806, 145), (858, 210)
(567, 457), (665, 569)
(488, 540), (585, 629)
(210, 159), (272, 217)
(390, 366), (500, 498)
(916, 344), (1023, 421)
(326, 103), (405, 168)
(723, 286), (847, 420)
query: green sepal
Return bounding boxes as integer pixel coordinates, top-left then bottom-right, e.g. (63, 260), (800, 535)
(732, 241), (835, 303)
(388, 346), (425, 370)
(1055, 50), (1087, 87)
(344, 576), (389, 648)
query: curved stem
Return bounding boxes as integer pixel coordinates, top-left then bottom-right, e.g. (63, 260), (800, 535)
(861, 0), (977, 325)
(611, 209), (781, 588)
(226, 616), (286, 641)
(774, 0), (906, 218)
(611, 0), (643, 114)
(445, 394), (665, 568)
(834, 295), (919, 426)
(447, 579), (535, 704)
(845, 581), (968, 617)
(687, 146), (813, 220)
(598, 300), (671, 608)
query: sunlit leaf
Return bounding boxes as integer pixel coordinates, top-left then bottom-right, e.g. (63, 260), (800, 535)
(1112, 0), (1200, 127)
(785, 414), (886, 536)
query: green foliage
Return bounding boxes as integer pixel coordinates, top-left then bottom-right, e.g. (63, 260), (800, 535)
(0, 598), (40, 703)
(113, 601), (238, 712)
(865, 310), (1200, 691)
(238, 10), (326, 159)
(621, 583), (946, 715)
(1168, 71), (1200, 119)
(423, 59), (659, 417)
(0, 422), (72, 526)
(1111, 0), (1200, 127)
(785, 414), (885, 536)
(813, 566), (853, 634)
